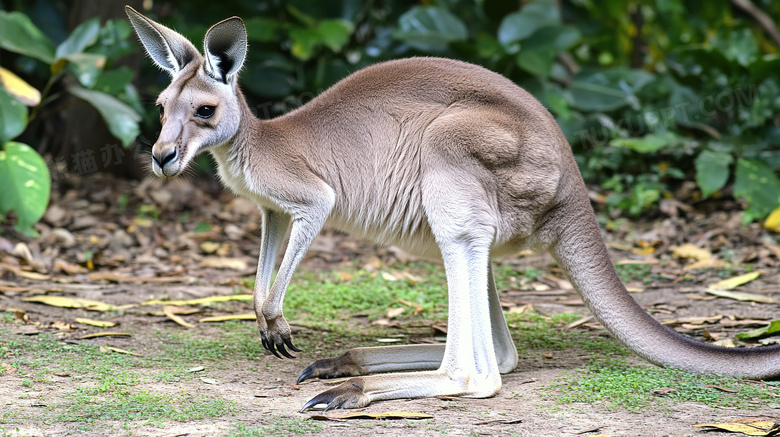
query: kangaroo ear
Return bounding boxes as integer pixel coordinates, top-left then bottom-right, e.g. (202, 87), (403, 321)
(125, 6), (199, 76)
(203, 17), (247, 84)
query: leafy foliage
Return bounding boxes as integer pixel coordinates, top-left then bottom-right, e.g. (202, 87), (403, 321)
(0, 8), (142, 235)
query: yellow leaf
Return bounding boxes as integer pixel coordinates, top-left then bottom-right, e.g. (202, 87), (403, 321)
(200, 241), (220, 253)
(684, 258), (724, 271)
(672, 244), (711, 261)
(333, 411), (434, 420)
(77, 332), (131, 339)
(105, 346), (142, 357)
(764, 206), (780, 233)
(200, 257), (248, 270)
(142, 294), (251, 306)
(694, 417), (780, 436)
(0, 66), (41, 106)
(75, 318), (117, 328)
(706, 289), (776, 304)
(23, 295), (116, 311)
(708, 272), (761, 291)
(164, 306), (195, 328)
(199, 314), (256, 323)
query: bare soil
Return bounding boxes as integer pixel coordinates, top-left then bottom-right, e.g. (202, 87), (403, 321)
(1, 173), (779, 436)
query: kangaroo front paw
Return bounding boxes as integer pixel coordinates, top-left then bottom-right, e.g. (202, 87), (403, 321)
(300, 378), (370, 412)
(259, 316), (301, 359)
(297, 351), (363, 384)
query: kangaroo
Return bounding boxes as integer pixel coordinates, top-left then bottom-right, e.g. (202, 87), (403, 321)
(126, 7), (780, 412)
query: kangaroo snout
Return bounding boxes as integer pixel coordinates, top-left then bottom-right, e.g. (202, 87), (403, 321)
(151, 146), (178, 175)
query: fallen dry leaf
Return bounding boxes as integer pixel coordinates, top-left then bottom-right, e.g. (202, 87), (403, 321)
(693, 417), (780, 436)
(103, 346), (142, 357)
(684, 258), (725, 270)
(200, 377), (218, 384)
(142, 294), (252, 306)
(708, 272), (762, 291)
(199, 256), (248, 270)
(200, 241), (220, 253)
(75, 318), (117, 328)
(77, 332), (131, 339)
(1, 362), (17, 374)
(706, 289), (777, 304)
(199, 314), (256, 323)
(705, 385), (739, 393)
(672, 243), (712, 261)
(164, 306), (196, 328)
(22, 295), (120, 312)
(387, 307), (405, 318)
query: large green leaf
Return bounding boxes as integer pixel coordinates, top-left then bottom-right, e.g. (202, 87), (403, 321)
(64, 53), (106, 87)
(569, 79), (632, 112)
(69, 86), (140, 147)
(695, 150), (733, 198)
(0, 142), (51, 236)
(734, 158), (780, 223)
(317, 19), (354, 52)
(497, 2), (559, 51)
(515, 25), (580, 77)
(0, 11), (55, 63)
(394, 6), (468, 51)
(0, 87), (27, 144)
(289, 27), (321, 61)
(55, 17), (100, 59)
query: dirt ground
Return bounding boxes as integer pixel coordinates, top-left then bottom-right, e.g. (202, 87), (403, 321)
(1, 174), (779, 437)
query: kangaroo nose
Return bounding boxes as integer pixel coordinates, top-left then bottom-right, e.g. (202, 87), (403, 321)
(152, 148), (177, 169)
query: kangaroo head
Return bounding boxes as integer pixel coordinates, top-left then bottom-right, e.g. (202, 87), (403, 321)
(125, 6), (248, 177)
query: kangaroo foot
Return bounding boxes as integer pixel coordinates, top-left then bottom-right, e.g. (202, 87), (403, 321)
(260, 316), (301, 359)
(300, 378), (370, 412)
(297, 351), (363, 384)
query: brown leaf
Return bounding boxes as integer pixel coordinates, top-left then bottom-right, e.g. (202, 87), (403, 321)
(387, 307), (405, 319)
(164, 306), (196, 328)
(705, 385), (739, 393)
(652, 387), (677, 396)
(693, 417), (780, 436)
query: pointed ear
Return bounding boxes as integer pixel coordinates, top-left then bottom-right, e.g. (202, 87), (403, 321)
(203, 17), (248, 84)
(125, 6), (199, 76)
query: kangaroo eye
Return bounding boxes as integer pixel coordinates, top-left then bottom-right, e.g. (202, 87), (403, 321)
(195, 106), (216, 119)
(157, 105), (164, 117)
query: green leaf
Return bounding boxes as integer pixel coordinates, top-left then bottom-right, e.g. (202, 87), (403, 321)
(0, 11), (55, 63)
(0, 87), (27, 144)
(515, 25), (580, 77)
(289, 27), (321, 61)
(394, 6), (468, 51)
(244, 17), (282, 42)
(69, 86), (140, 147)
(497, 2), (559, 50)
(64, 53), (106, 87)
(695, 150), (733, 198)
(317, 19), (354, 52)
(0, 142), (51, 236)
(92, 67), (135, 95)
(735, 320), (780, 340)
(55, 17), (100, 59)
(610, 132), (677, 154)
(734, 158), (780, 222)
(569, 79), (631, 111)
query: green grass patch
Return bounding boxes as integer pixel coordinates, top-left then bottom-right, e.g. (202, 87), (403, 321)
(546, 359), (780, 411)
(56, 391), (236, 423)
(285, 263), (449, 328)
(230, 418), (322, 436)
(507, 311), (629, 357)
(615, 263), (654, 284)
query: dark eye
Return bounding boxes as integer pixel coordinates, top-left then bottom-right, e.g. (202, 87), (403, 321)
(195, 106), (216, 119)
(157, 105), (164, 117)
